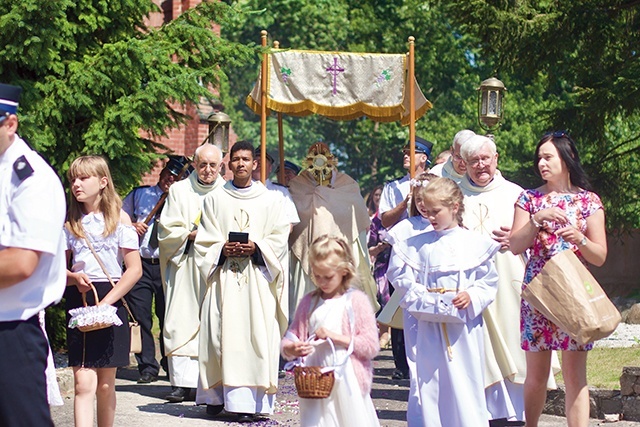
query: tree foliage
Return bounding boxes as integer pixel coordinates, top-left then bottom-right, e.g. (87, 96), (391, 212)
(0, 0), (259, 192)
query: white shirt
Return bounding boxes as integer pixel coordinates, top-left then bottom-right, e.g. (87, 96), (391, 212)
(65, 212), (139, 281)
(0, 136), (66, 321)
(379, 174), (410, 223)
(122, 184), (163, 258)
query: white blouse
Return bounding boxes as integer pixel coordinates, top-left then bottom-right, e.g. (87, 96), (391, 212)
(65, 212), (138, 281)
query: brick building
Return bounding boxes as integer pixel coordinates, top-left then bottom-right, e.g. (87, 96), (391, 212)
(142, 0), (236, 185)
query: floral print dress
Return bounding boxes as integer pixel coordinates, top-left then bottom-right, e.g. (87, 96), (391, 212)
(516, 189), (603, 351)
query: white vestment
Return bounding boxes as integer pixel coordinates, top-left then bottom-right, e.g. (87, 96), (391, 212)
(460, 171), (558, 421)
(288, 170), (378, 313)
(158, 173), (224, 387)
(194, 181), (290, 414)
(440, 157), (465, 184)
(387, 226), (500, 427)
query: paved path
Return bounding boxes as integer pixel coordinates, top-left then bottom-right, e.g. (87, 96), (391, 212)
(51, 349), (640, 426)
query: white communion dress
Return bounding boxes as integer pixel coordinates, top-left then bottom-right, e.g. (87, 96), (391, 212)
(299, 293), (380, 427)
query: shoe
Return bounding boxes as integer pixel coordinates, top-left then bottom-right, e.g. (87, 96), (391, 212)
(137, 372), (158, 384)
(164, 386), (195, 403)
(206, 404), (224, 417)
(236, 413), (254, 423)
(391, 369), (409, 380)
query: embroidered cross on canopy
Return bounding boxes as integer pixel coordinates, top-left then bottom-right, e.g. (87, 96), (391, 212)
(246, 50), (432, 125)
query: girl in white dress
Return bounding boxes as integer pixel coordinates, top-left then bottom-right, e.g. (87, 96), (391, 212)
(386, 177), (501, 427)
(64, 156), (142, 427)
(282, 235), (380, 427)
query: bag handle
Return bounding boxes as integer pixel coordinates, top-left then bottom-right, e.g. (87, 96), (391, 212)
(81, 283), (101, 307)
(83, 234), (138, 324)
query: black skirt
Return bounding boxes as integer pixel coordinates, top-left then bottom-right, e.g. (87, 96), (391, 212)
(65, 282), (130, 368)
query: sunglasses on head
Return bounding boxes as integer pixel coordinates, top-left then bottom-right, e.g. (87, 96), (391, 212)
(548, 130), (571, 139)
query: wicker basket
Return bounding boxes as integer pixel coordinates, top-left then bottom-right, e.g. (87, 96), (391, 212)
(293, 366), (335, 399)
(76, 284), (115, 333)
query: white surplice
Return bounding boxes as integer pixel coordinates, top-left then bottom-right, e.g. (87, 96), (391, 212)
(387, 226), (500, 427)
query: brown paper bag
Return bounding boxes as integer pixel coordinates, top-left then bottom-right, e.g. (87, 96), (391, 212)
(522, 250), (621, 345)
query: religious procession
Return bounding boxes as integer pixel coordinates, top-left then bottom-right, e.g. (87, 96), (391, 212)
(2, 2), (640, 427)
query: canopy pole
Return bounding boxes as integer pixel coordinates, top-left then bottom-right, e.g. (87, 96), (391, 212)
(277, 113), (285, 184)
(273, 41), (285, 185)
(260, 30), (268, 183)
(408, 36), (416, 178)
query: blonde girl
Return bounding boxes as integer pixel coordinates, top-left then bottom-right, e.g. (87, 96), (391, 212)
(64, 156), (142, 427)
(282, 235), (380, 427)
(386, 177), (501, 427)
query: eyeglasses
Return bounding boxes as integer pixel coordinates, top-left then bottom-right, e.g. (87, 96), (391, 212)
(452, 154), (464, 162)
(467, 154), (495, 168)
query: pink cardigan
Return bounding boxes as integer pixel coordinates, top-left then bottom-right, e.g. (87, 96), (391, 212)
(282, 289), (379, 394)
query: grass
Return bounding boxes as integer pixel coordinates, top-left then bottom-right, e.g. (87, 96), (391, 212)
(554, 346), (640, 390)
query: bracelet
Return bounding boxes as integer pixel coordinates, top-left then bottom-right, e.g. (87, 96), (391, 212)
(530, 215), (543, 228)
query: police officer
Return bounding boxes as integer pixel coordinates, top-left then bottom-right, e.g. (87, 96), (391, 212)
(0, 83), (66, 425)
(122, 155), (188, 383)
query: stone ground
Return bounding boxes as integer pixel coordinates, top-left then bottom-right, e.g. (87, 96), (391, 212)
(51, 348), (640, 426)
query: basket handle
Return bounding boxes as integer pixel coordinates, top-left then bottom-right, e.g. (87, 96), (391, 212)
(81, 283), (101, 307)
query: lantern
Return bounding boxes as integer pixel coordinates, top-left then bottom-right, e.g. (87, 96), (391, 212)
(206, 111), (231, 152)
(477, 77), (506, 130)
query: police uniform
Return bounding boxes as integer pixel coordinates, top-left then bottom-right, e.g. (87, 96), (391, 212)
(123, 183), (167, 381)
(0, 84), (66, 426)
(122, 157), (187, 382)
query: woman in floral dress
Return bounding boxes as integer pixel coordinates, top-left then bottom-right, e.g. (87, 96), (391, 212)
(510, 131), (607, 427)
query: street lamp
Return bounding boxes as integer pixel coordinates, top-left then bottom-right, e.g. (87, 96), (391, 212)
(206, 111), (231, 152)
(477, 77), (506, 130)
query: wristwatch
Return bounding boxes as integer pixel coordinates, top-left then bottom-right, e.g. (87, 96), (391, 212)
(579, 236), (588, 246)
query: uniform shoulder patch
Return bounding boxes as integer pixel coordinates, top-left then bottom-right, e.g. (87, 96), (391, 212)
(13, 155), (34, 181)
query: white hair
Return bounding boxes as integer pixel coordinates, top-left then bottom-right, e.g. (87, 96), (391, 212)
(194, 144), (223, 163)
(460, 135), (497, 161)
(452, 129), (476, 150)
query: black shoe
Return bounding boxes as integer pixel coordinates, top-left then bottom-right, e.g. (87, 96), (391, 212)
(236, 413), (254, 423)
(391, 369), (409, 380)
(164, 386), (195, 403)
(206, 404), (224, 417)
(137, 372), (158, 384)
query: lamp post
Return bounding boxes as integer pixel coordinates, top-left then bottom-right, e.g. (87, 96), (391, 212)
(206, 111), (231, 152)
(477, 77), (506, 131)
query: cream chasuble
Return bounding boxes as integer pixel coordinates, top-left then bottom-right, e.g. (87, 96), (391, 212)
(158, 173), (224, 358)
(288, 170), (378, 312)
(460, 172), (558, 395)
(194, 181), (290, 395)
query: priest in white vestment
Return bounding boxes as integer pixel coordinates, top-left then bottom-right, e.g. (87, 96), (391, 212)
(193, 141), (290, 423)
(288, 142), (378, 312)
(430, 129), (475, 183)
(158, 144), (225, 402)
(460, 135), (557, 425)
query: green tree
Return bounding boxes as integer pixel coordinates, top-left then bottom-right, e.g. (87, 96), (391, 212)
(0, 0), (259, 192)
